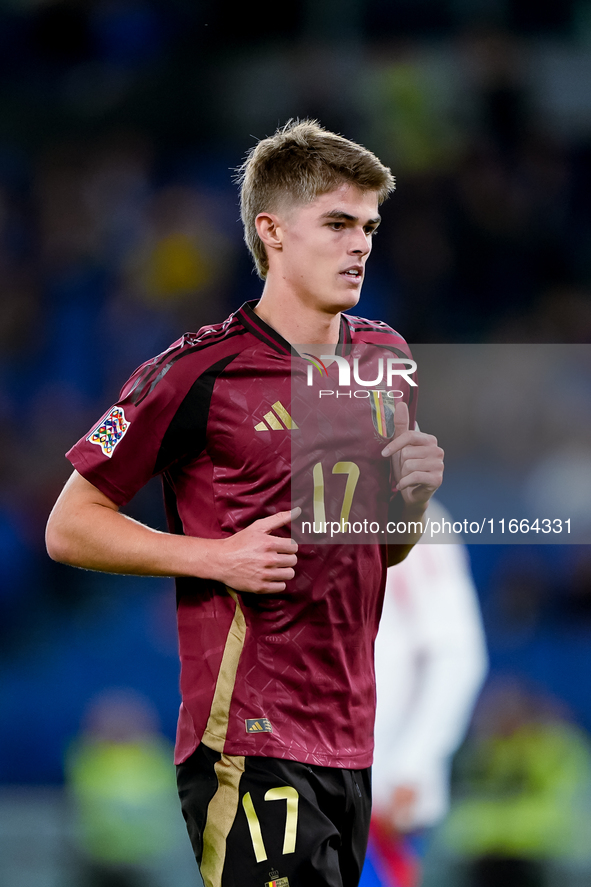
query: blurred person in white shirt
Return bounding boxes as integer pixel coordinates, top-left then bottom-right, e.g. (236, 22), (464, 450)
(361, 500), (488, 887)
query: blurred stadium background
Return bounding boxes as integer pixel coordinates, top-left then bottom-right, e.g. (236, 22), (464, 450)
(1, 0), (591, 884)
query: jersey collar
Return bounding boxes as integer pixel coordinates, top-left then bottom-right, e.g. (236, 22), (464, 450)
(237, 300), (352, 355)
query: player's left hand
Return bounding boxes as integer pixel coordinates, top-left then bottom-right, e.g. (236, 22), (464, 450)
(381, 401), (444, 509)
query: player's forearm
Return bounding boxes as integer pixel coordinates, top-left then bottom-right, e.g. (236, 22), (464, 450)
(46, 496), (220, 579)
(46, 471), (298, 592)
(386, 499), (428, 567)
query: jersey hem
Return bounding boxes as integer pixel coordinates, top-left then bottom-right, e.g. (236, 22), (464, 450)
(174, 739), (373, 770)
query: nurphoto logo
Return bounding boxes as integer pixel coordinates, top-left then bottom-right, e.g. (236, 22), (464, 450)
(304, 354), (417, 399)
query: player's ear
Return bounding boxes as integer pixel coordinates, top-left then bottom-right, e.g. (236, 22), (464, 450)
(255, 212), (283, 254)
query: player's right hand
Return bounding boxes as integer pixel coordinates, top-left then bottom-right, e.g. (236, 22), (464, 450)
(208, 508), (300, 594)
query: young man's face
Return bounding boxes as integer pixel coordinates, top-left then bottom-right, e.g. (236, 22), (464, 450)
(273, 182), (381, 314)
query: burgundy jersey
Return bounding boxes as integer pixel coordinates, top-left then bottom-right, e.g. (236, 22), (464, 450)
(66, 301), (417, 769)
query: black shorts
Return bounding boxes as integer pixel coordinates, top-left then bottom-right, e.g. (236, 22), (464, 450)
(176, 743), (371, 887)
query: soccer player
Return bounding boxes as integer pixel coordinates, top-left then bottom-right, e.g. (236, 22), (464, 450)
(46, 120), (444, 887)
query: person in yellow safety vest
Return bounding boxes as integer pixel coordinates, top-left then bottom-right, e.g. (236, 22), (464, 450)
(439, 679), (591, 886)
(65, 688), (181, 887)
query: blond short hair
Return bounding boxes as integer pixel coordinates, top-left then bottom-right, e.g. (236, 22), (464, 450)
(236, 119), (396, 279)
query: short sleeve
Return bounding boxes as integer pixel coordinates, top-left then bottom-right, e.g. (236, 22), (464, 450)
(66, 357), (199, 506)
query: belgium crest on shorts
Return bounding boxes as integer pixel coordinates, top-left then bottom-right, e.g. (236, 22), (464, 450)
(369, 390), (396, 439)
(265, 874), (289, 887)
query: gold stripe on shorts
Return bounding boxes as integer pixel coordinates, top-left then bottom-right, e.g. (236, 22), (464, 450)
(200, 753), (245, 887)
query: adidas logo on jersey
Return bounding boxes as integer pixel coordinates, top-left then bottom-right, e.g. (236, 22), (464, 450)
(254, 402), (298, 432)
(245, 717), (273, 734)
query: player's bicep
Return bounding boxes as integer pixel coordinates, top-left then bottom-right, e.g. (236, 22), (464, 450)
(46, 470), (120, 561)
(56, 469), (120, 512)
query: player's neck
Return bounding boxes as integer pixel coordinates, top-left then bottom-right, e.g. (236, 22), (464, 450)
(254, 282), (342, 351)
